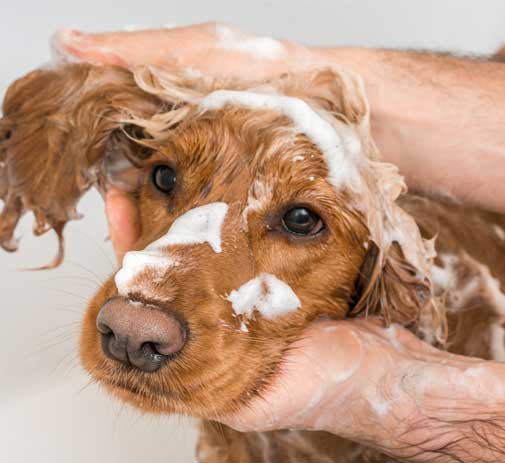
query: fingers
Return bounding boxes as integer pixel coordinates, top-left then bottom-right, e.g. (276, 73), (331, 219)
(53, 26), (193, 68)
(54, 28), (131, 66)
(52, 23), (299, 81)
(105, 188), (140, 263)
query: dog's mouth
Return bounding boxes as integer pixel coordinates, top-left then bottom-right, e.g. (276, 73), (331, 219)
(94, 360), (197, 414)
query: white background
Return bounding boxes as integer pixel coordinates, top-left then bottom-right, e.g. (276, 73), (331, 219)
(1, 1), (505, 462)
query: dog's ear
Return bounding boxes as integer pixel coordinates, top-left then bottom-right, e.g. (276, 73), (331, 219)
(268, 68), (369, 130)
(349, 241), (445, 343)
(0, 63), (161, 267)
(493, 45), (505, 63)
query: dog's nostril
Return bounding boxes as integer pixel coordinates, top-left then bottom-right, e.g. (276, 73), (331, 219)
(140, 342), (168, 365)
(96, 321), (112, 336)
(96, 297), (187, 373)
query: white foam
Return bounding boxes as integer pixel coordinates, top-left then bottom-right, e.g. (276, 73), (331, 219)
(382, 324), (403, 351)
(368, 399), (390, 417)
(227, 273), (301, 319)
(115, 202), (228, 296)
(239, 321), (249, 333)
(199, 90), (362, 189)
(154, 202), (228, 253)
(489, 324), (505, 362)
(493, 224), (505, 240)
(114, 251), (176, 295)
(215, 24), (285, 60)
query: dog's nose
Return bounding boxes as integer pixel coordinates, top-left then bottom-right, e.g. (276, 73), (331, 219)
(96, 297), (187, 372)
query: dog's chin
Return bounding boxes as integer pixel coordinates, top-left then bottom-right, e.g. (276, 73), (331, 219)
(86, 359), (255, 420)
(99, 377), (194, 415)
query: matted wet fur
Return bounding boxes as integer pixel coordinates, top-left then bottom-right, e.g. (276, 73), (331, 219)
(2, 62), (505, 463)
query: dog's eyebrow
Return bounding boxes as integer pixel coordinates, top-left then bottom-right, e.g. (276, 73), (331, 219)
(199, 90), (363, 191)
(115, 202), (228, 296)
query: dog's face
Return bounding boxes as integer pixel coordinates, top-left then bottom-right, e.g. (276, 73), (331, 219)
(1, 64), (436, 420)
(81, 99), (370, 418)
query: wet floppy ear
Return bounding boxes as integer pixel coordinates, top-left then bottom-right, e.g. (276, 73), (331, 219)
(350, 241), (443, 342)
(102, 123), (154, 193)
(0, 63), (161, 268)
(273, 68), (369, 127)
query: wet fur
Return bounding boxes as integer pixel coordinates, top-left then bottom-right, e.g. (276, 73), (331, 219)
(1, 62), (505, 463)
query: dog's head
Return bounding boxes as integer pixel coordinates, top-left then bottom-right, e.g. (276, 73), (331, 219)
(0, 64), (440, 418)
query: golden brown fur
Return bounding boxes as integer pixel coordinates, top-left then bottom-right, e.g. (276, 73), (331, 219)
(2, 62), (505, 463)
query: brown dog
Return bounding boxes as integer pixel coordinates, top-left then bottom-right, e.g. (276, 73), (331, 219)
(2, 62), (505, 462)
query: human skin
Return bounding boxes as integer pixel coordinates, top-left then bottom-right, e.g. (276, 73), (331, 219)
(57, 23), (505, 461)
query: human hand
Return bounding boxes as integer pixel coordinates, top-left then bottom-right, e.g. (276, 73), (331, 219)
(219, 319), (505, 462)
(105, 188), (140, 262)
(53, 22), (315, 80)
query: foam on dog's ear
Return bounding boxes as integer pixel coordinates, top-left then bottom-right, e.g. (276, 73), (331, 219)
(0, 63), (160, 267)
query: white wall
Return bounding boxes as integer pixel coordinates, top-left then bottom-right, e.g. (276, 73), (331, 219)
(1, 1), (504, 462)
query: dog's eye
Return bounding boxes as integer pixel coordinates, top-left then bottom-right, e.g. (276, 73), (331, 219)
(282, 207), (323, 236)
(152, 165), (177, 194)
(2, 130), (11, 141)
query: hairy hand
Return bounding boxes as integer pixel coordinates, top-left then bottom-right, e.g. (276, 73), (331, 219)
(53, 22), (312, 80)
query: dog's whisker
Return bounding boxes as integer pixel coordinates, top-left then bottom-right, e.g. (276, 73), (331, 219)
(65, 260), (107, 285)
(40, 275), (100, 289)
(71, 229), (117, 272)
(46, 287), (90, 302)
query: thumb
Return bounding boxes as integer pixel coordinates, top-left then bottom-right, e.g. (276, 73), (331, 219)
(105, 188), (140, 263)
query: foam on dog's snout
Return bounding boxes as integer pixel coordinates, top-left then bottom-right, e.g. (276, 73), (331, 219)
(226, 273), (301, 319)
(115, 202), (228, 296)
(115, 252), (177, 296)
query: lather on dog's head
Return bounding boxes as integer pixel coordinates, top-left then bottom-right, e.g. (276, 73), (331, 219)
(0, 63), (441, 419)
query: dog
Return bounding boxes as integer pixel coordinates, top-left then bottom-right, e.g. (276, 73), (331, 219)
(2, 61), (505, 462)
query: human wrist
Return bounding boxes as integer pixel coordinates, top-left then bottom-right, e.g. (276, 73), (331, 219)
(306, 321), (505, 462)
(353, 358), (505, 462)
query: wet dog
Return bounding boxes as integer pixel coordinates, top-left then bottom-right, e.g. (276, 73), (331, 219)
(2, 62), (505, 462)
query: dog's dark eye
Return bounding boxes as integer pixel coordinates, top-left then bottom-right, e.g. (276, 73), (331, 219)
(152, 165), (177, 194)
(282, 207), (323, 236)
(3, 130), (11, 141)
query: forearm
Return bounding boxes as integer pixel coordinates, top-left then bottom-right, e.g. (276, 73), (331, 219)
(337, 359), (505, 462)
(307, 47), (505, 213)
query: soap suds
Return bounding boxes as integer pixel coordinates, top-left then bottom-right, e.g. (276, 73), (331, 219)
(492, 224), (505, 241)
(115, 202), (228, 296)
(200, 90), (362, 190)
(114, 251), (177, 296)
(239, 320), (249, 333)
(154, 202), (228, 253)
(214, 24), (285, 60)
(242, 179), (273, 225)
(227, 273), (301, 319)
(490, 324), (505, 362)
(382, 324), (403, 351)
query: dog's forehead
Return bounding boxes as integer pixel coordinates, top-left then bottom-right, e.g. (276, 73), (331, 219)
(197, 89), (363, 187)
